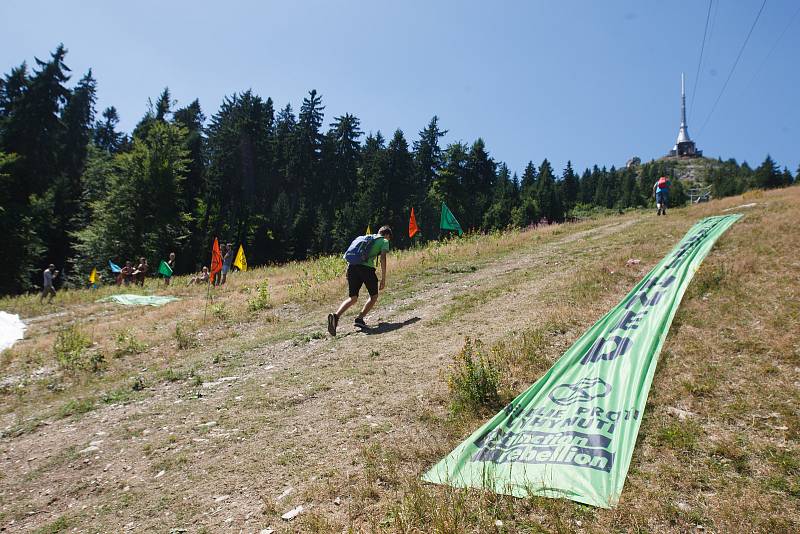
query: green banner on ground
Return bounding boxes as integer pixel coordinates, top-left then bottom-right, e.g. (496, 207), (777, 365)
(99, 294), (180, 307)
(422, 214), (741, 508)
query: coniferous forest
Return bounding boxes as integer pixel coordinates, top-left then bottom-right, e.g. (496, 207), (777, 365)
(0, 45), (796, 295)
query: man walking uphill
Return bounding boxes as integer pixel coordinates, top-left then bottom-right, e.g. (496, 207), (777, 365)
(328, 226), (392, 336)
(653, 176), (670, 216)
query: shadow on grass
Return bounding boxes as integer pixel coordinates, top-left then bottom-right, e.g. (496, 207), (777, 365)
(361, 316), (421, 335)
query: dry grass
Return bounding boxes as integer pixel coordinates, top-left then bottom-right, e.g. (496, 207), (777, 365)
(1, 187), (798, 533)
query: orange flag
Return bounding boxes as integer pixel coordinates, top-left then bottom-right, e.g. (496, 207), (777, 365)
(210, 238), (223, 283)
(409, 207), (419, 238)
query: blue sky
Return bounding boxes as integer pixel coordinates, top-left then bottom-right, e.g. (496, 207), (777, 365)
(2, 0), (798, 176)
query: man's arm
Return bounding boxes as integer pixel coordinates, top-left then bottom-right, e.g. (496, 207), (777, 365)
(379, 251), (387, 291)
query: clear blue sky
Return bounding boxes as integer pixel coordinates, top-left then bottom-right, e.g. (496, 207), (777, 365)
(2, 0), (798, 176)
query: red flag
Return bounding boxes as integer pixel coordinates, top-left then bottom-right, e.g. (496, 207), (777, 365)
(210, 238), (223, 283)
(409, 207), (419, 238)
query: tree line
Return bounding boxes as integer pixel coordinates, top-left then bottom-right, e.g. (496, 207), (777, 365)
(0, 45), (796, 295)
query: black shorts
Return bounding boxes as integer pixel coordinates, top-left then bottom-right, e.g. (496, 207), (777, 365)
(347, 264), (378, 297)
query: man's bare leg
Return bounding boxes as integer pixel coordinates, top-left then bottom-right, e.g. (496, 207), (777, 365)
(335, 296), (358, 319)
(356, 294), (379, 321)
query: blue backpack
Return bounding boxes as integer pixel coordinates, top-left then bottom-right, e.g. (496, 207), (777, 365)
(343, 234), (377, 264)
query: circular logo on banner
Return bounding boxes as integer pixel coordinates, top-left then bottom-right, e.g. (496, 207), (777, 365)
(549, 377), (612, 406)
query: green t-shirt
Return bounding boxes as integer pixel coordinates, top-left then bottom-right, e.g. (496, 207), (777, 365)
(360, 236), (390, 268)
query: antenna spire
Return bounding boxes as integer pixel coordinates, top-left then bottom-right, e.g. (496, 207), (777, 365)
(680, 73), (687, 129)
(668, 73), (701, 157)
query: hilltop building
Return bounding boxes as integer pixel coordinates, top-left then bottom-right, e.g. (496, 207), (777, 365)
(668, 73), (702, 158)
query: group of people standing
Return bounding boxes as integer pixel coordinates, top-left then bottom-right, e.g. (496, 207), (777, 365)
(116, 257), (151, 287)
(38, 241), (245, 302)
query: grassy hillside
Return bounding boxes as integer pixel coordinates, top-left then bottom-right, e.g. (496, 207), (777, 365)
(1, 188), (798, 533)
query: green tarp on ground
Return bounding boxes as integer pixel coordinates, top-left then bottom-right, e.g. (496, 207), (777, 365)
(422, 214), (742, 508)
(98, 294), (180, 307)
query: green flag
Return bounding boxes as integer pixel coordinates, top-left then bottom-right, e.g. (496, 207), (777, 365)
(440, 202), (463, 236)
(158, 260), (173, 277)
(422, 214), (742, 508)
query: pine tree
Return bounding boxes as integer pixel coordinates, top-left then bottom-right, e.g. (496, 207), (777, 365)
(94, 106), (125, 153)
(536, 158), (564, 223)
(0, 62), (29, 118)
(781, 167), (793, 187)
(172, 99), (208, 271)
(753, 155), (782, 189)
(463, 138), (496, 230)
(172, 99), (206, 211)
(205, 91), (274, 262)
(514, 161), (539, 227)
(430, 142), (469, 234)
(340, 131), (387, 249)
(0, 45), (71, 291)
(618, 168), (642, 208)
(413, 116), (447, 192)
(318, 113), (362, 252)
(269, 104), (300, 259)
(384, 129), (414, 245)
(520, 161), (537, 191)
(593, 166), (612, 208)
(580, 166), (599, 205)
(296, 89), (324, 195)
(561, 160), (578, 211)
(483, 163), (516, 229)
(294, 90), (325, 253)
(155, 87), (172, 121)
(324, 113), (362, 207)
(50, 70), (97, 275)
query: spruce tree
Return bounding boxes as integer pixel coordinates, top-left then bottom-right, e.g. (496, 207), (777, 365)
(172, 99), (208, 271)
(270, 104), (300, 259)
(0, 63), (29, 118)
(384, 129), (414, 245)
(430, 142), (469, 234)
(51, 70), (97, 276)
(483, 163), (515, 229)
(319, 113), (362, 252)
(324, 113), (362, 207)
(0, 45), (71, 291)
(205, 91), (274, 263)
(94, 106), (125, 153)
(294, 90), (325, 254)
(753, 155), (782, 189)
(463, 138), (496, 230)
(536, 159), (564, 223)
(412, 116), (447, 238)
(514, 161), (539, 227)
(561, 160), (578, 211)
(781, 167), (793, 187)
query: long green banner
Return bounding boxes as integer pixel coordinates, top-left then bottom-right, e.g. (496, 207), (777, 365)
(422, 214), (741, 508)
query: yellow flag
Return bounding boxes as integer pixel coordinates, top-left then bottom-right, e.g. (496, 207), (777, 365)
(234, 244), (247, 271)
(89, 268), (97, 284)
(366, 225), (372, 235)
